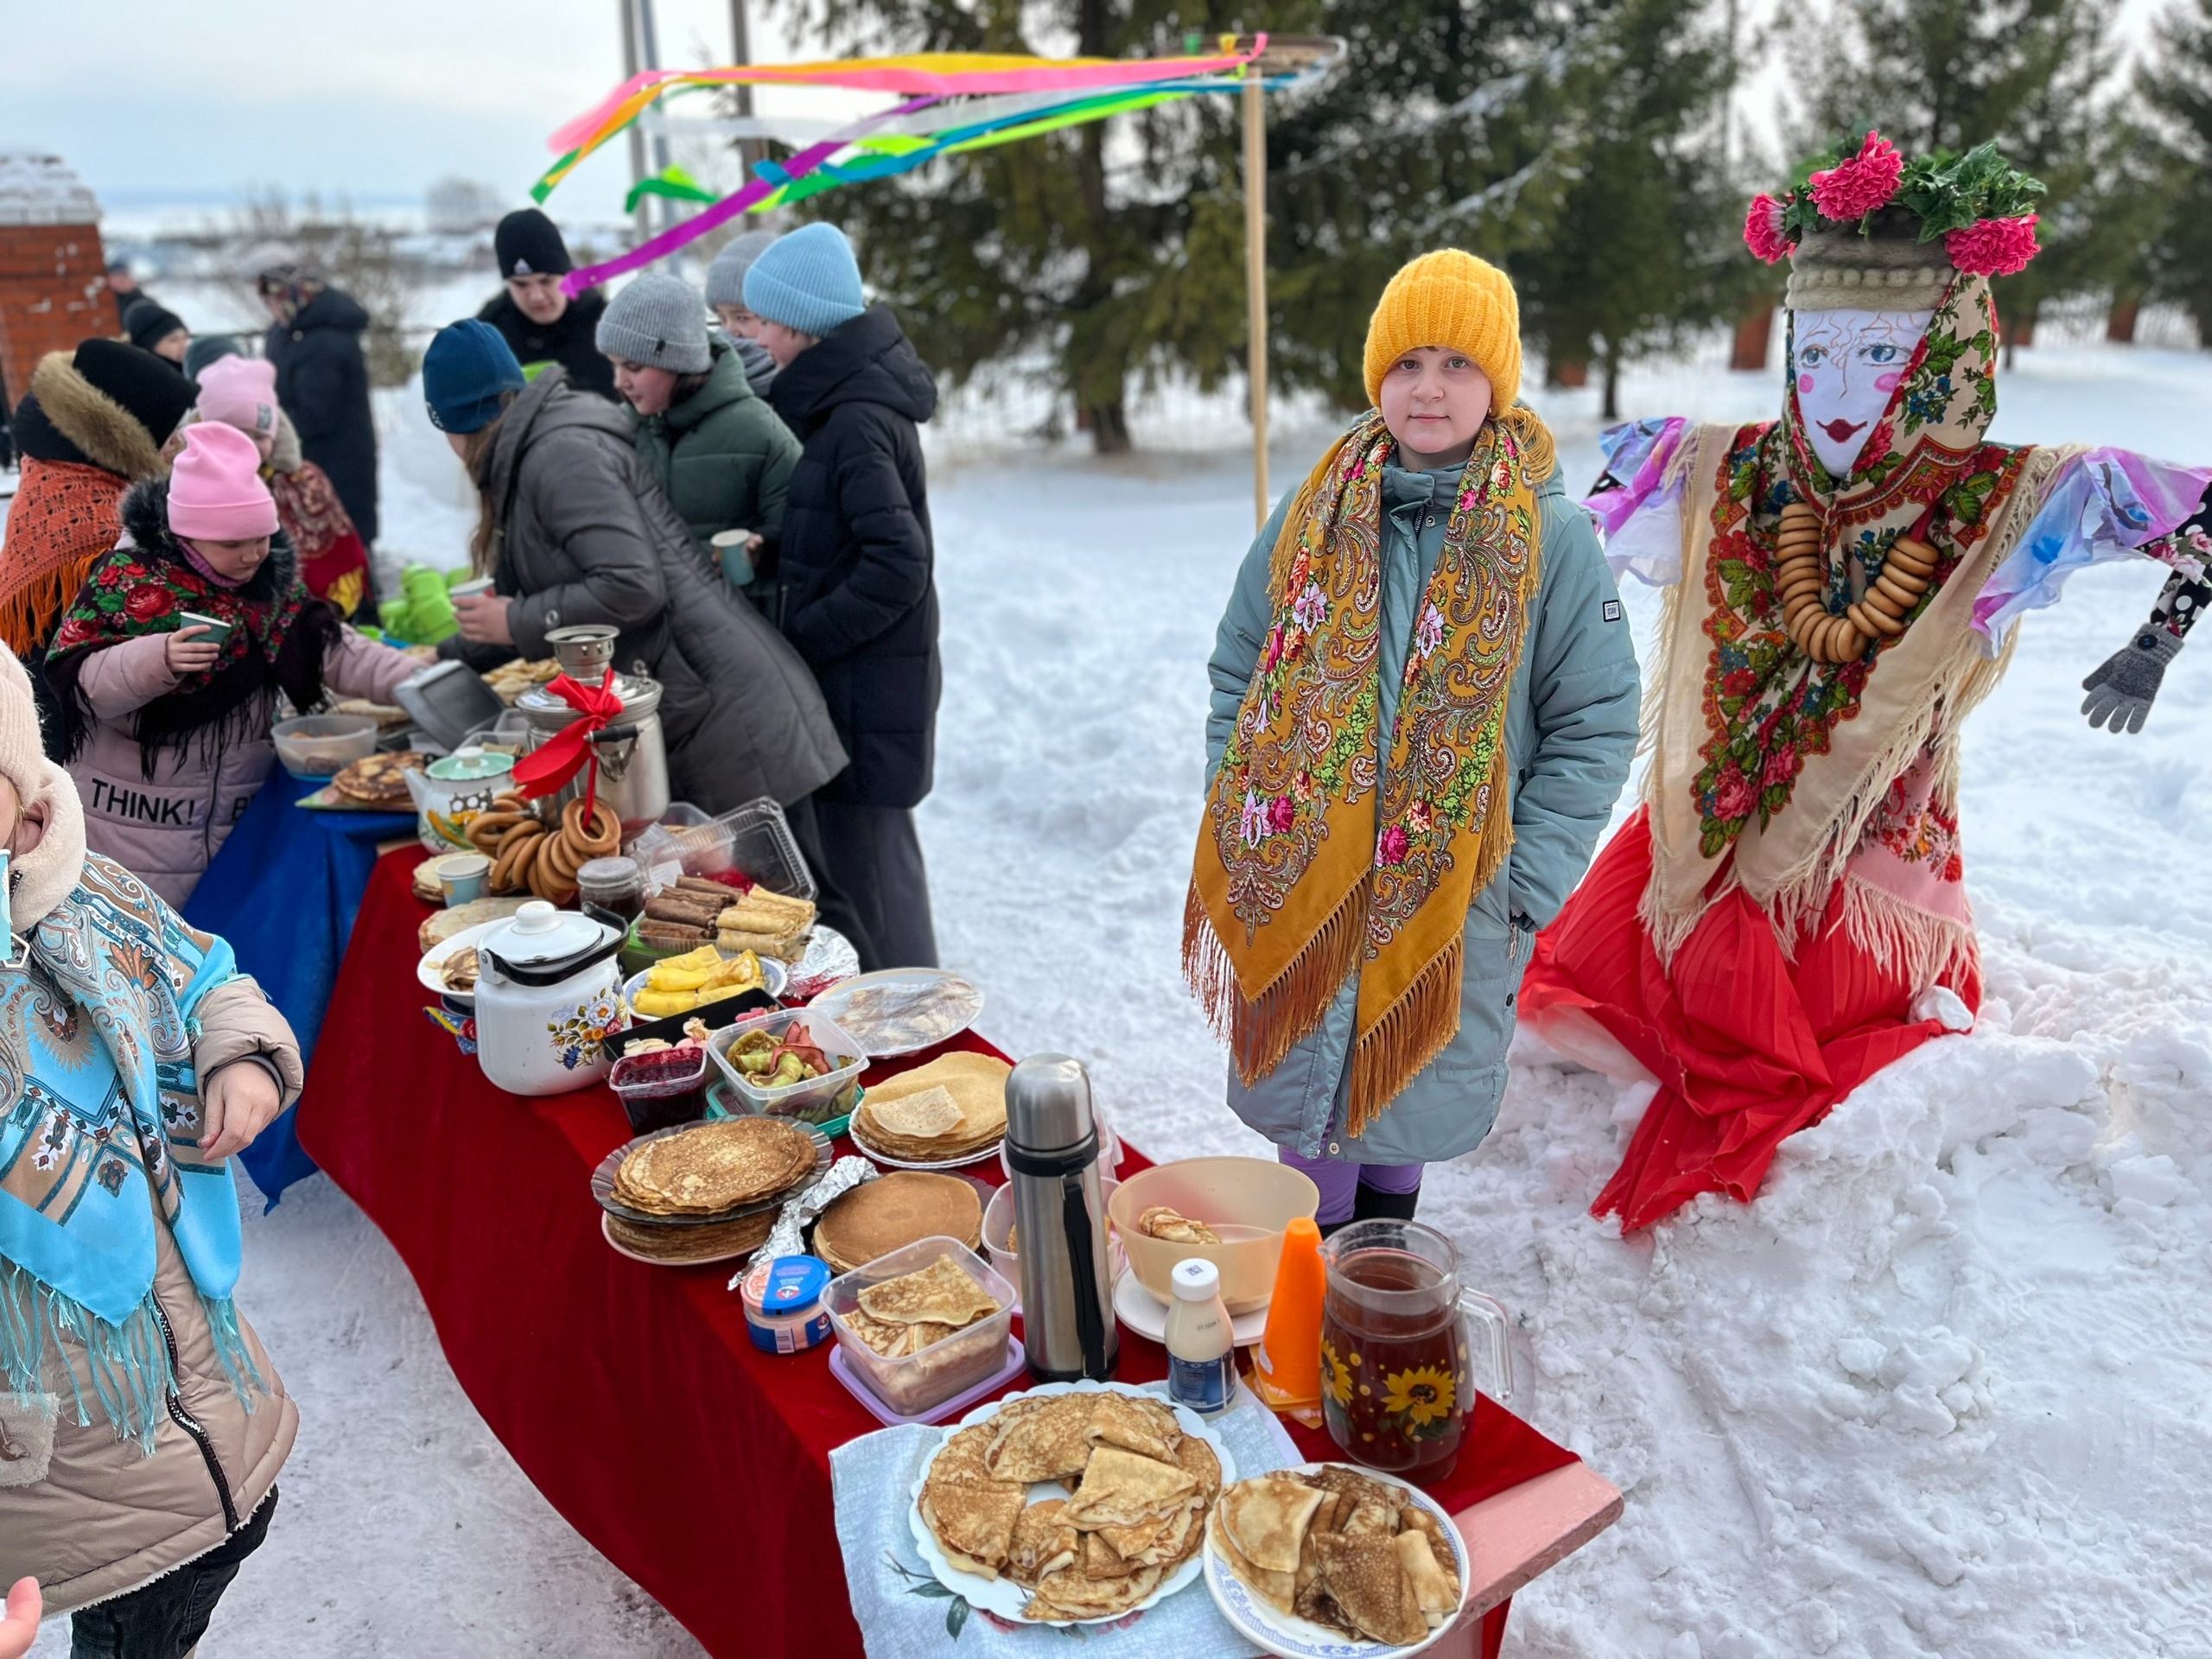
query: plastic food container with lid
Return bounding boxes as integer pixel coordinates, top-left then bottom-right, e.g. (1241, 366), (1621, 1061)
(706, 1007), (866, 1125)
(272, 714), (379, 781)
(823, 1237), (1016, 1416)
(607, 1043), (712, 1135)
(741, 1255), (836, 1354)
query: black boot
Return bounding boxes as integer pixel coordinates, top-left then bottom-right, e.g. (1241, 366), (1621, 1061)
(1350, 1180), (1422, 1224)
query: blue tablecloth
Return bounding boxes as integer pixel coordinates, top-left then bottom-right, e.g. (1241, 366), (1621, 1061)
(183, 769), (416, 1205)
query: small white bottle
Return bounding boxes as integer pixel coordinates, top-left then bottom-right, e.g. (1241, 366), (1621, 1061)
(1164, 1257), (1236, 1416)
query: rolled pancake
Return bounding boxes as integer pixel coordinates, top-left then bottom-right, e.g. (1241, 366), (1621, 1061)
(1395, 1527), (1460, 1620)
(1313, 1530), (1428, 1646)
(1061, 1446), (1199, 1529)
(986, 1395), (1096, 1483)
(1220, 1475), (1326, 1573)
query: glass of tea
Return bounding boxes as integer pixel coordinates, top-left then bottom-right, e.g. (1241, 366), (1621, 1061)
(1318, 1218), (1515, 1482)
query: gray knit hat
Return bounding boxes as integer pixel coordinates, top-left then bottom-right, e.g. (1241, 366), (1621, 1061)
(706, 230), (779, 309)
(1786, 212), (1956, 314)
(595, 273), (712, 373)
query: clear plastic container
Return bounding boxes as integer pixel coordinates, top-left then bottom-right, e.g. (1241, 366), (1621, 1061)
(823, 1237), (1018, 1417)
(706, 1007), (865, 1124)
(607, 1045), (712, 1134)
(627, 798), (816, 901)
(273, 714), (378, 780)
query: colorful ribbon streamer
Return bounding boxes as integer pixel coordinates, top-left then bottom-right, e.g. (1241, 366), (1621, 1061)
(537, 38), (1340, 292)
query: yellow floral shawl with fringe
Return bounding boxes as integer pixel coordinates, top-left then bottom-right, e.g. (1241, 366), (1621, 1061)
(1185, 409), (1548, 1135)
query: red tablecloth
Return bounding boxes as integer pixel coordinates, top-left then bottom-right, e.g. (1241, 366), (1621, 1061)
(298, 852), (1579, 1656)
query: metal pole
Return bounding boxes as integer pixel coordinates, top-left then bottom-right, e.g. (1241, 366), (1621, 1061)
(637, 0), (673, 233)
(620, 0), (649, 245)
(1243, 68), (1269, 529)
(729, 0), (761, 174)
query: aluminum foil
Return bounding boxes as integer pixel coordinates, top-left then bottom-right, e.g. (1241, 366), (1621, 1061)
(734, 1154), (879, 1287)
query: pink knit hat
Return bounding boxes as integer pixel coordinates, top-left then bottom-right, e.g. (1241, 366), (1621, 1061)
(168, 423), (279, 541)
(194, 355), (281, 447)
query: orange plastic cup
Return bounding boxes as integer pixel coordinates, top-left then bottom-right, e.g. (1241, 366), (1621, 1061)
(1249, 1216), (1325, 1422)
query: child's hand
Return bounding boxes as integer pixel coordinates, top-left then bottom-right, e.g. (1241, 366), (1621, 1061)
(200, 1061), (283, 1160)
(0, 1578), (41, 1659)
(166, 624), (222, 675)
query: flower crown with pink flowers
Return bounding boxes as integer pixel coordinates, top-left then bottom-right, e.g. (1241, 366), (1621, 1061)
(1744, 132), (2045, 278)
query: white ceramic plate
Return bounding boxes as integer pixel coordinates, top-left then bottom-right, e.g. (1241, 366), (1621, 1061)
(906, 1378), (1237, 1625)
(1203, 1462), (1471, 1659)
(415, 919), (505, 1007)
(848, 1112), (1005, 1171)
(810, 968), (984, 1057)
(619, 957), (787, 1021)
(1114, 1269), (1268, 1346)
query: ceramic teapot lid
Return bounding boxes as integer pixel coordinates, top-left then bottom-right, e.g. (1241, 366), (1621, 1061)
(481, 901), (621, 988)
(427, 747), (513, 783)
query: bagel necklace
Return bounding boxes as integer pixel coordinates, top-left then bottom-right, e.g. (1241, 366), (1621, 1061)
(1774, 501), (1939, 664)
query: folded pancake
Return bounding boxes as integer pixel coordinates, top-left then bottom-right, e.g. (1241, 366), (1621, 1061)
(1079, 1530), (1134, 1580)
(1395, 1527), (1460, 1622)
(928, 1424), (1001, 1487)
(1310, 1465), (1407, 1517)
(985, 1395), (1097, 1484)
(1005, 1498), (1080, 1586)
(1061, 1446), (1200, 1529)
(1211, 1508), (1295, 1616)
(1023, 1563), (1162, 1623)
(920, 1478), (1027, 1580)
(1099, 1503), (1196, 1568)
(1339, 1497), (1399, 1539)
(869, 1084), (965, 1141)
(855, 1255), (1001, 1327)
(1219, 1475), (1326, 1574)
(1313, 1530), (1429, 1646)
(1173, 1433), (1222, 1503)
(1085, 1389), (1181, 1464)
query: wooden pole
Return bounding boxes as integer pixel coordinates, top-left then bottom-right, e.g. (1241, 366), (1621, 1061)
(1244, 68), (1269, 529)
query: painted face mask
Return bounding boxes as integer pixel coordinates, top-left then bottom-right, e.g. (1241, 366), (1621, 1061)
(1791, 308), (1933, 479)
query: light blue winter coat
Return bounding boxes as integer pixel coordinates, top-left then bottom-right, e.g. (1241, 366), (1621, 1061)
(1205, 451), (1640, 1166)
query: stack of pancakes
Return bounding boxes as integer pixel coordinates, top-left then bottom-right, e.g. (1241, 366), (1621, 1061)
(812, 1173), (983, 1274)
(1211, 1467), (1462, 1643)
(918, 1389), (1221, 1624)
(604, 1117), (817, 1262)
(332, 751), (426, 807)
(851, 1053), (1009, 1165)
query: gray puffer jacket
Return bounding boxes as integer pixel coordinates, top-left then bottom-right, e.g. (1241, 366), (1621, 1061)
(1205, 455), (1640, 1166)
(440, 370), (847, 810)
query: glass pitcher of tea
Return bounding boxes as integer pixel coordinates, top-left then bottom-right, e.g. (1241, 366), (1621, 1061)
(1318, 1219), (1516, 1481)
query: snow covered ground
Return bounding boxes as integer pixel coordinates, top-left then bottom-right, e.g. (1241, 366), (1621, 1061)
(18, 340), (2212, 1656)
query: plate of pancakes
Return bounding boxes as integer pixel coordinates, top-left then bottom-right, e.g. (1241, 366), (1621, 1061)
(1203, 1463), (1470, 1657)
(591, 1116), (830, 1265)
(811, 1170), (988, 1274)
(908, 1380), (1235, 1625)
(331, 749), (427, 808)
(848, 1052), (1010, 1169)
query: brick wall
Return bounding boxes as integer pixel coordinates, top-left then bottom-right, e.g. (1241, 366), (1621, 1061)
(0, 221), (111, 414)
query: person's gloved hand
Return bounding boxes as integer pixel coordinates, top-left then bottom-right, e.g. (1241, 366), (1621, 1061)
(2081, 627), (2182, 734)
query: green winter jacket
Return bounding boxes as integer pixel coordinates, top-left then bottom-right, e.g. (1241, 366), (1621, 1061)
(630, 339), (801, 557)
(1205, 449), (1640, 1166)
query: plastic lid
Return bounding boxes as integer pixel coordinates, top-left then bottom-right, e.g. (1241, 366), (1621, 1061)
(576, 856), (640, 888)
(487, 900), (615, 967)
(1171, 1258), (1221, 1302)
(759, 1255), (831, 1314)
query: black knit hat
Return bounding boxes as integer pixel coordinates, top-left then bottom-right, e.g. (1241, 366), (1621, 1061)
(494, 208), (574, 279)
(122, 298), (188, 354)
(72, 339), (199, 444)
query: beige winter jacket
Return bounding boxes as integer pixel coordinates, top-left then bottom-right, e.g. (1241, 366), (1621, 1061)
(0, 795), (305, 1611)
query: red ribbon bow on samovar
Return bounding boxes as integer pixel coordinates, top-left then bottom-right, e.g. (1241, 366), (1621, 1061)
(509, 668), (625, 813)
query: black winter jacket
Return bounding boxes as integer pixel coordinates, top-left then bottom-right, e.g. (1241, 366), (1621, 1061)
(478, 288), (619, 402)
(438, 371), (845, 811)
(767, 305), (940, 809)
(264, 288), (378, 543)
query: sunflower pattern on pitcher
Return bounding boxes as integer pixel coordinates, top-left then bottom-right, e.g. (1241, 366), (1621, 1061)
(1381, 1364), (1459, 1439)
(1321, 1336), (1355, 1408)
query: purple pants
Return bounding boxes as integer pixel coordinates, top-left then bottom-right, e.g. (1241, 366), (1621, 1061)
(1278, 1146), (1424, 1226)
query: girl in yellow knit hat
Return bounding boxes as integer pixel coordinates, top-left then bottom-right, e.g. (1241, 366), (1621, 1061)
(1185, 249), (1641, 1232)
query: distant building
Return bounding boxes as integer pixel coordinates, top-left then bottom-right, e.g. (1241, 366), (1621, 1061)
(0, 153), (110, 419)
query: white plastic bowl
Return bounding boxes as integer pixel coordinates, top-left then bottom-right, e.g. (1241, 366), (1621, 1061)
(273, 714), (379, 780)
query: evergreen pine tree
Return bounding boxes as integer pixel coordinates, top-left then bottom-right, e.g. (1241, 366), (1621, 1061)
(2140, 0), (2212, 336)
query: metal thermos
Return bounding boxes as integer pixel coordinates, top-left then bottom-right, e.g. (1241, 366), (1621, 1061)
(1006, 1055), (1118, 1382)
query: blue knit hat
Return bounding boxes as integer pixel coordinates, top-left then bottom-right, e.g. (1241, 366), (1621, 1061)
(743, 222), (866, 339)
(423, 319), (526, 433)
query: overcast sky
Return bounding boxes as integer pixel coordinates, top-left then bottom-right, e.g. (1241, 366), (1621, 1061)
(0, 0), (810, 228)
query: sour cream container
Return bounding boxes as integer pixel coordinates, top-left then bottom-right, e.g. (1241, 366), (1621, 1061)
(741, 1255), (834, 1355)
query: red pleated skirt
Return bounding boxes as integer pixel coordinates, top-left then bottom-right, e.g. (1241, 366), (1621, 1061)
(1521, 809), (1979, 1231)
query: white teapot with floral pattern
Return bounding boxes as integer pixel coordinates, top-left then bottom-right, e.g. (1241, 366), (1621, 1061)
(473, 901), (627, 1096)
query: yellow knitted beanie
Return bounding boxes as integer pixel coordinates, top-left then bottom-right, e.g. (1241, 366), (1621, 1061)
(1362, 249), (1522, 411)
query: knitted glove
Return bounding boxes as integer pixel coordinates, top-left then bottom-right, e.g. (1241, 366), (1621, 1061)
(2080, 626), (2183, 734)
